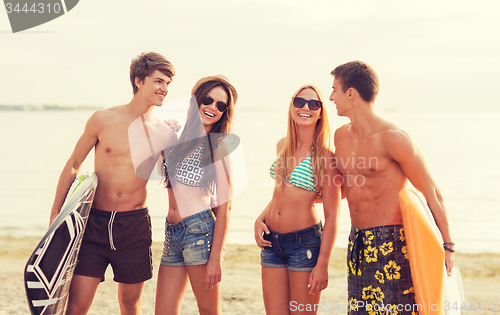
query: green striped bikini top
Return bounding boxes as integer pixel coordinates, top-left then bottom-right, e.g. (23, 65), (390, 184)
(270, 154), (319, 192)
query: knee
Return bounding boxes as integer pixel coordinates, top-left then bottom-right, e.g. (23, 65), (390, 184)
(65, 299), (91, 315)
(118, 290), (143, 313)
(118, 282), (144, 308)
(118, 295), (141, 313)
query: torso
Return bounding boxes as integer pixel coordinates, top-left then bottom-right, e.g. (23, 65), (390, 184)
(173, 142), (205, 188)
(166, 187), (211, 224)
(165, 141), (212, 224)
(335, 120), (407, 229)
(265, 145), (321, 233)
(93, 107), (148, 212)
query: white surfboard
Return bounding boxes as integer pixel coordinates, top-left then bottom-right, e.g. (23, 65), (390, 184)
(24, 173), (98, 315)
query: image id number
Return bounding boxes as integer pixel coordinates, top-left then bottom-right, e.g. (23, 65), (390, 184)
(5, 3), (62, 14)
(444, 301), (499, 312)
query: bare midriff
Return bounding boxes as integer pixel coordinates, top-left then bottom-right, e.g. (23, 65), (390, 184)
(166, 185), (212, 224)
(343, 162), (407, 230)
(265, 183), (320, 234)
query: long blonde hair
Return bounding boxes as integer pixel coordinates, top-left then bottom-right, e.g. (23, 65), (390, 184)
(274, 85), (331, 191)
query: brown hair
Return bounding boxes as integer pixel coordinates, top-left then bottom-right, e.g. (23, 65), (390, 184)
(164, 77), (237, 195)
(273, 85), (331, 192)
(331, 61), (379, 103)
(130, 52), (175, 94)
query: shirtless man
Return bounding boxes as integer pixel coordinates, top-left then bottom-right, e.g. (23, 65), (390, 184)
(49, 52), (176, 315)
(329, 61), (454, 314)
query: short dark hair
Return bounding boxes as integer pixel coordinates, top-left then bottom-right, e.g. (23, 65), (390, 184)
(130, 52), (175, 94)
(331, 61), (379, 103)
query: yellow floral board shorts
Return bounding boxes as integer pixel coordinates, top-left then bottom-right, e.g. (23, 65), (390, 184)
(347, 225), (418, 315)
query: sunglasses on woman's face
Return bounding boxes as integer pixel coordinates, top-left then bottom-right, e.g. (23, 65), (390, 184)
(201, 95), (228, 112)
(293, 97), (322, 111)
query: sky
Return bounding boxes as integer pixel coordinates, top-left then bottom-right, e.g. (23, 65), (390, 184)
(1, 0), (499, 111)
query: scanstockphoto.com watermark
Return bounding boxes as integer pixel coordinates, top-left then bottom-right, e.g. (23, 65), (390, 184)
(289, 300), (500, 313)
(290, 301), (422, 313)
(3, 0), (79, 33)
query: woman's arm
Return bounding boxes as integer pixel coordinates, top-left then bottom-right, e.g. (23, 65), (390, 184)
(254, 200), (273, 249)
(254, 137), (285, 248)
(308, 152), (342, 295)
(204, 141), (233, 290)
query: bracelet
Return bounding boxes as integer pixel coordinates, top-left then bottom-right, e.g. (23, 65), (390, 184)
(443, 246), (455, 253)
(443, 242), (455, 246)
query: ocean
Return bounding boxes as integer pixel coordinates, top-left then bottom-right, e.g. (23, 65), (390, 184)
(1, 107), (499, 253)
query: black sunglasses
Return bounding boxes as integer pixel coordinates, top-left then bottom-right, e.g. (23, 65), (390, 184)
(201, 95), (228, 112)
(293, 97), (322, 111)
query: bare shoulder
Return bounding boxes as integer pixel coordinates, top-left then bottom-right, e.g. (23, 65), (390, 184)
(90, 106), (122, 124)
(104, 105), (128, 120)
(214, 134), (243, 161)
(84, 109), (110, 133)
(380, 124), (412, 147)
(276, 137), (286, 154)
(379, 123), (417, 158)
(334, 123), (351, 141)
(335, 123), (350, 135)
(89, 106), (130, 130)
(213, 138), (229, 159)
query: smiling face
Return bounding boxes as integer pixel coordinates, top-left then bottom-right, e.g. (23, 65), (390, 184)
(135, 70), (172, 107)
(292, 88), (322, 127)
(199, 86), (228, 132)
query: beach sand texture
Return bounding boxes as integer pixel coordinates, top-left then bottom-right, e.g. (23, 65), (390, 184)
(1, 237), (499, 314)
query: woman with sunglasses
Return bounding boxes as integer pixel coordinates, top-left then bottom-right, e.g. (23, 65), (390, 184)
(155, 75), (237, 315)
(254, 85), (342, 315)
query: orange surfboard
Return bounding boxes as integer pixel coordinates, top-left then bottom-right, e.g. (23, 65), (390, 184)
(399, 189), (444, 314)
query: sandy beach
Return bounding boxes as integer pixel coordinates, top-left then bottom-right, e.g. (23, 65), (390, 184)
(1, 237), (499, 315)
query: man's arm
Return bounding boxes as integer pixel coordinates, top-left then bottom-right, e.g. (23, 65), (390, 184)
(384, 129), (455, 275)
(49, 111), (103, 225)
(155, 120), (179, 176)
(133, 115), (179, 180)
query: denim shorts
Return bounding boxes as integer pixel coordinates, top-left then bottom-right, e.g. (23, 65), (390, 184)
(260, 222), (322, 272)
(160, 209), (215, 266)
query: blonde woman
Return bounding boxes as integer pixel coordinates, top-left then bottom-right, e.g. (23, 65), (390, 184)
(254, 85), (342, 314)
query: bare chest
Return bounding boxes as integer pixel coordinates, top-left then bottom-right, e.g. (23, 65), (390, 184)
(96, 123), (131, 157)
(336, 135), (392, 176)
